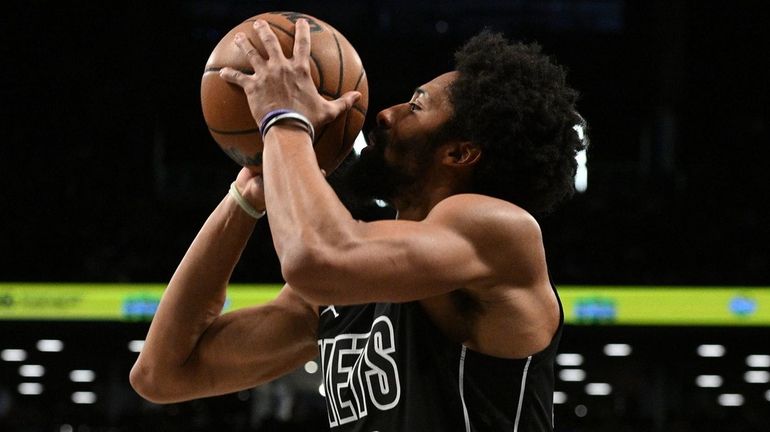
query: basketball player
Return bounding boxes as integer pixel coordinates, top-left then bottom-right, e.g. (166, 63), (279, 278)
(131, 19), (587, 431)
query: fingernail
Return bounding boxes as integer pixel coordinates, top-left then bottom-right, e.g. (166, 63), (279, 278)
(234, 33), (243, 42)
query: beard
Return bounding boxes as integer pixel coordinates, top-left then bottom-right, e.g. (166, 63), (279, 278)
(340, 127), (424, 207)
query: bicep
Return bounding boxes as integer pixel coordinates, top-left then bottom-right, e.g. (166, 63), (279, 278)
(177, 285), (319, 400)
(287, 197), (542, 306)
(303, 218), (493, 304)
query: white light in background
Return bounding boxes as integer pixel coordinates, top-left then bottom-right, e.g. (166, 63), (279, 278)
(37, 339), (64, 352)
(72, 391), (97, 404)
(18, 382), (44, 395)
(717, 393), (744, 407)
(553, 391), (568, 404)
(697, 344), (726, 358)
(556, 353), (584, 367)
(559, 369), (586, 382)
(19, 364), (45, 378)
(585, 383), (612, 396)
(353, 131), (367, 156)
(575, 149), (588, 193)
(318, 383), (326, 397)
(744, 371), (770, 384)
(574, 122), (586, 142)
(695, 375), (723, 388)
(573, 123), (588, 193)
(604, 344), (632, 357)
(304, 361), (319, 374)
(574, 404), (588, 417)
(765, 390), (770, 402)
(59, 424), (74, 432)
(1, 349), (27, 362)
(128, 340), (145, 353)
(746, 354), (770, 368)
(69, 370), (96, 383)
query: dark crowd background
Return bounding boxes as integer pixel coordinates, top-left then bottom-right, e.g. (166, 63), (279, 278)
(2, 2), (770, 432)
(2, 0), (769, 287)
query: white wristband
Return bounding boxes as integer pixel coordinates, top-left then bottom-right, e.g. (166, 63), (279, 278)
(229, 181), (266, 219)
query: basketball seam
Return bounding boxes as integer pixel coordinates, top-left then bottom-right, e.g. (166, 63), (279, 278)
(209, 127), (259, 135)
(314, 124), (328, 150)
(258, 20), (325, 91)
(334, 110), (351, 163)
(332, 32), (344, 98)
(354, 69), (365, 91)
(353, 70), (367, 116)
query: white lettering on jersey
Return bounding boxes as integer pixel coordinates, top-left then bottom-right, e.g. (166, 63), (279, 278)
(319, 316), (401, 428)
(321, 305), (340, 318)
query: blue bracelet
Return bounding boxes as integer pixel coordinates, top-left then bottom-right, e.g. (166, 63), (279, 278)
(258, 109), (293, 136)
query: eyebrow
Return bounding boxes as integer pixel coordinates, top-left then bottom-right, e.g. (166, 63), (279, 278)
(413, 87), (428, 98)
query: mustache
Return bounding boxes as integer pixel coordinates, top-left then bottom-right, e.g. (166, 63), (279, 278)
(366, 127), (390, 149)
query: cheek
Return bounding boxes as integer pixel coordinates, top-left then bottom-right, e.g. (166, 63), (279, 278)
(383, 141), (406, 165)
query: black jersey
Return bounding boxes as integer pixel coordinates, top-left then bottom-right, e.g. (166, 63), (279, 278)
(317, 289), (563, 431)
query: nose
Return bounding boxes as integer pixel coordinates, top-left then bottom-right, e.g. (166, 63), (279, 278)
(375, 103), (407, 128)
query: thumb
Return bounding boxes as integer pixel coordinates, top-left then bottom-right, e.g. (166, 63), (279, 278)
(328, 91), (361, 118)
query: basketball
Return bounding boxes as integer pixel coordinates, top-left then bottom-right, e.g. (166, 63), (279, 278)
(201, 11), (369, 174)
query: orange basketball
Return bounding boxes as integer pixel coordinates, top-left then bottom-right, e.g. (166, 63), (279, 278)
(201, 11), (369, 174)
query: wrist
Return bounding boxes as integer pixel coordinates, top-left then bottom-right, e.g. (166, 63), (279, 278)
(229, 182), (265, 219)
(259, 109), (315, 143)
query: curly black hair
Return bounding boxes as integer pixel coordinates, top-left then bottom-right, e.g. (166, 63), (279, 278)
(446, 31), (587, 215)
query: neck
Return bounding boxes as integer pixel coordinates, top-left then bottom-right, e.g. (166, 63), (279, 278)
(389, 165), (474, 221)
(392, 183), (460, 221)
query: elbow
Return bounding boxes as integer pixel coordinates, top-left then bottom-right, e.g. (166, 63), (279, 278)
(281, 245), (338, 304)
(129, 361), (181, 404)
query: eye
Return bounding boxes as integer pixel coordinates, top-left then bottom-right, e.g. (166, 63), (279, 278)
(408, 102), (420, 112)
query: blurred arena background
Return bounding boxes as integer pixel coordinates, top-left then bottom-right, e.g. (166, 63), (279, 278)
(2, 0), (769, 431)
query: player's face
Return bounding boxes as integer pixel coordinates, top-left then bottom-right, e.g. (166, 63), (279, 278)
(345, 72), (458, 203)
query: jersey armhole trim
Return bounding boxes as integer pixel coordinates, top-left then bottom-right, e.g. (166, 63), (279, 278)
(513, 355), (533, 432)
(459, 345), (472, 432)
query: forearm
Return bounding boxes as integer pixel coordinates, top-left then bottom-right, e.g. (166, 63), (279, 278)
(133, 194), (256, 380)
(133, 289), (319, 403)
(262, 126), (356, 268)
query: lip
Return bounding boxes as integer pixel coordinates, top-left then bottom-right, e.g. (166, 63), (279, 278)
(366, 131), (378, 147)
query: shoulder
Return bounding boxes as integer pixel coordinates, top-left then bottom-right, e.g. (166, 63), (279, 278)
(427, 193), (542, 243)
(426, 194), (545, 281)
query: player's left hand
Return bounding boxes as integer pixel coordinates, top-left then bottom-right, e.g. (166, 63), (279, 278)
(233, 167), (266, 213)
(219, 18), (360, 134)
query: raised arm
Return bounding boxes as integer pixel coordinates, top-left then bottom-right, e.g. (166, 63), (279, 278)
(218, 19), (545, 306)
(129, 170), (319, 404)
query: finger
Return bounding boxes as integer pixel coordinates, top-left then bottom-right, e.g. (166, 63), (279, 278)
(219, 67), (248, 86)
(327, 91), (362, 119)
(236, 167), (256, 183)
(293, 18), (311, 60)
(254, 19), (283, 59)
(233, 33), (264, 69)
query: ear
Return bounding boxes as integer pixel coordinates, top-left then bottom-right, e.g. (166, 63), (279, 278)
(442, 141), (481, 167)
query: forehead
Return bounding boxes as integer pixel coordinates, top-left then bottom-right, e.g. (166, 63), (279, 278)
(415, 71), (458, 103)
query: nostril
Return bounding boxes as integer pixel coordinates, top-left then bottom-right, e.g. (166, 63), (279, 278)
(376, 105), (400, 128)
